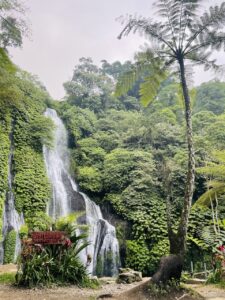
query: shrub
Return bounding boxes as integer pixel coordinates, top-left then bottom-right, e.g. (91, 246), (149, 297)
(55, 212), (88, 234)
(16, 229), (93, 288)
(26, 212), (52, 231)
(148, 239), (170, 275)
(19, 224), (29, 239)
(125, 240), (150, 275)
(4, 230), (16, 264)
(77, 166), (102, 193)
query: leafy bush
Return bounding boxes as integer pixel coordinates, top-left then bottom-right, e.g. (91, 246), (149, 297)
(207, 269), (222, 284)
(55, 212), (88, 233)
(125, 240), (150, 275)
(77, 166), (102, 193)
(26, 212), (52, 231)
(16, 230), (92, 288)
(125, 239), (170, 276)
(4, 230), (17, 264)
(0, 122), (10, 240)
(14, 146), (51, 216)
(148, 239), (170, 275)
(19, 224), (29, 239)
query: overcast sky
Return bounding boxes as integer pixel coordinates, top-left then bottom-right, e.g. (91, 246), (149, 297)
(9, 0), (225, 99)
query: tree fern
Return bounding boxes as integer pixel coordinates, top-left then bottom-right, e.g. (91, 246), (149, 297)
(196, 150), (225, 207)
(115, 51), (167, 106)
(197, 226), (225, 250)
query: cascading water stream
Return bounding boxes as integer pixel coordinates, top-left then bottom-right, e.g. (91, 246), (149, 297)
(43, 109), (71, 219)
(43, 108), (120, 276)
(0, 127), (24, 264)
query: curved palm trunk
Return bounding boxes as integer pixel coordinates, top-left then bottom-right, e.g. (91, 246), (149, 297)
(175, 57), (195, 256)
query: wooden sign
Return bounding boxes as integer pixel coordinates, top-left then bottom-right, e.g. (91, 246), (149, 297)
(31, 231), (66, 245)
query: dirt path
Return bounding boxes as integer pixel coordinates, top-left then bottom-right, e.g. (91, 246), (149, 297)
(0, 278), (151, 300)
(0, 264), (17, 274)
(188, 284), (225, 300)
(1, 266), (224, 300)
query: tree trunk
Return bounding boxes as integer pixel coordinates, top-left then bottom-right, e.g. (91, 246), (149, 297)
(151, 57), (195, 285)
(174, 57), (195, 257)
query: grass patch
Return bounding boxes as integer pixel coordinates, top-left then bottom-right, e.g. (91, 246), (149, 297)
(0, 272), (16, 284)
(214, 282), (225, 289)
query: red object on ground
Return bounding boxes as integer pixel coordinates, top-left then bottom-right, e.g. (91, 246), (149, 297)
(31, 231), (66, 245)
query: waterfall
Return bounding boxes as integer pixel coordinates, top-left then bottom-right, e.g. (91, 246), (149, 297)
(0, 127), (24, 264)
(43, 109), (71, 219)
(43, 108), (120, 276)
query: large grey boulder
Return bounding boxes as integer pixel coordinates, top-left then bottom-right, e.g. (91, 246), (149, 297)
(116, 268), (142, 284)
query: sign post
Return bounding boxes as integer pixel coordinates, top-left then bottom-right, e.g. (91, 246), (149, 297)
(31, 231), (66, 245)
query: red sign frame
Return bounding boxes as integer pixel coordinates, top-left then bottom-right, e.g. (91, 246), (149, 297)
(31, 231), (66, 245)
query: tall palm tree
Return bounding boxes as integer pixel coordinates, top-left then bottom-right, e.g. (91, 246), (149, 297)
(116, 0), (225, 277)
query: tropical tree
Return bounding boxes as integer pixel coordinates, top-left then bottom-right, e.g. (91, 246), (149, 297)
(0, 0), (28, 49)
(116, 0), (225, 282)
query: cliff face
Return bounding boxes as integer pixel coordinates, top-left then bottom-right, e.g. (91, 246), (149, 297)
(0, 51), (53, 263)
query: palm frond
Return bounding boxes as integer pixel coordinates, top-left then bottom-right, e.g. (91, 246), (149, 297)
(212, 150), (225, 163)
(188, 235), (209, 249)
(74, 242), (90, 257)
(197, 165), (225, 178)
(194, 184), (225, 207)
(185, 50), (219, 72)
(154, 0), (202, 48)
(118, 15), (175, 53)
(196, 150), (225, 207)
(185, 2), (225, 51)
(115, 51), (167, 106)
(139, 66), (167, 107)
(196, 226), (225, 248)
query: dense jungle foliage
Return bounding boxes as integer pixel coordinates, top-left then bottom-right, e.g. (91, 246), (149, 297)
(0, 48), (53, 262)
(54, 57), (225, 275)
(1, 49), (225, 276)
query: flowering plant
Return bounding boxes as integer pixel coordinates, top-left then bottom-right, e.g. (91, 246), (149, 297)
(63, 238), (72, 248)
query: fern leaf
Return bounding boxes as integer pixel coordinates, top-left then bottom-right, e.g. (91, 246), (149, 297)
(194, 185), (225, 207)
(115, 51), (167, 107)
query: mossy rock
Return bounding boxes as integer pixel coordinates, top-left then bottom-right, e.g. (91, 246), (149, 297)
(117, 268), (142, 284)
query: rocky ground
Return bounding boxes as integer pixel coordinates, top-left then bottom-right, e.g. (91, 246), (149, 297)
(1, 265), (225, 300)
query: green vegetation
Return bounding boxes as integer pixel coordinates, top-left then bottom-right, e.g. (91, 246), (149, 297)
(0, 0), (28, 50)
(14, 147), (51, 217)
(116, 2), (225, 283)
(0, 118), (10, 240)
(3, 230), (16, 264)
(1, 0), (225, 288)
(56, 55), (225, 277)
(0, 48), (54, 262)
(16, 225), (95, 288)
(0, 273), (16, 284)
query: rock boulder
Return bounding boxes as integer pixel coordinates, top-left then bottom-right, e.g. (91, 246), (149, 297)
(116, 268), (142, 284)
